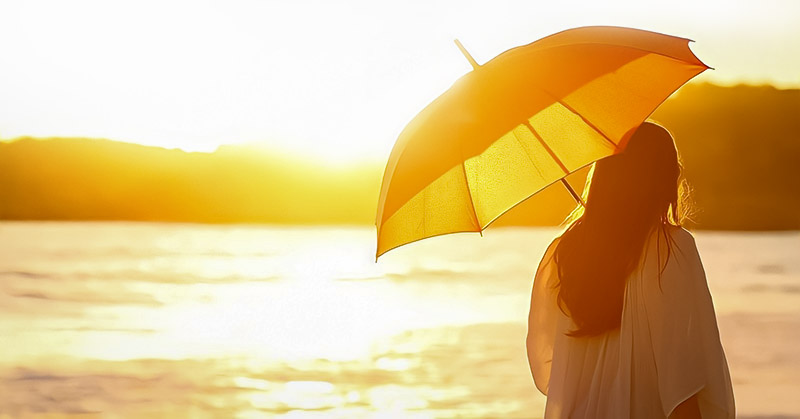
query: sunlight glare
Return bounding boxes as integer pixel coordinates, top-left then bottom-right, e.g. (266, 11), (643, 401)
(1, 0), (798, 162)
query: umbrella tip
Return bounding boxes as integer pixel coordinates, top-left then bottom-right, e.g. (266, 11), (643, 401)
(454, 39), (480, 70)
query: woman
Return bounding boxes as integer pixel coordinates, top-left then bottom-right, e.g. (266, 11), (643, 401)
(526, 122), (735, 418)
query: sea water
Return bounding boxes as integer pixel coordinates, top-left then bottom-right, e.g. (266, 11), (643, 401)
(1, 222), (798, 418)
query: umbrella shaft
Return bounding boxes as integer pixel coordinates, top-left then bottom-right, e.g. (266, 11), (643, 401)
(561, 178), (585, 207)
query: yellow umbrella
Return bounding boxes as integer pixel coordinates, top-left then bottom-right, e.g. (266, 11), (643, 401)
(376, 26), (709, 258)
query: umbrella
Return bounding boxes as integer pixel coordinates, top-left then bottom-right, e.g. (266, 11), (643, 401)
(375, 26), (709, 258)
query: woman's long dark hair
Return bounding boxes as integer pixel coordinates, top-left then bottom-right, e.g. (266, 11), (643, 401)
(553, 122), (688, 337)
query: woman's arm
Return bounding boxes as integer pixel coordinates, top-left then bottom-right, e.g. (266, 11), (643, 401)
(526, 237), (561, 395)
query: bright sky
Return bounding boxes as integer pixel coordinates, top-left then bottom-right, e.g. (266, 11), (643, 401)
(0, 0), (798, 161)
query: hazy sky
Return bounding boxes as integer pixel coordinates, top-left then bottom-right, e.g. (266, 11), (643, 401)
(1, 0), (798, 161)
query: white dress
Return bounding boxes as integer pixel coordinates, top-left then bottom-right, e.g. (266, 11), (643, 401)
(527, 226), (735, 418)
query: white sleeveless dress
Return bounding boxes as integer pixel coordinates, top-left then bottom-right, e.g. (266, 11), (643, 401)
(527, 226), (735, 418)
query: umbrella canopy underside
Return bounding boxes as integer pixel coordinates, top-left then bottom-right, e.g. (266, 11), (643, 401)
(376, 26), (708, 257)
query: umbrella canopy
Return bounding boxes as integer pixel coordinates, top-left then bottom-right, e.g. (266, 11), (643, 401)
(376, 26), (709, 258)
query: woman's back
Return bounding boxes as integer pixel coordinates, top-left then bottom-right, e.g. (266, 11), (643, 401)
(527, 226), (735, 418)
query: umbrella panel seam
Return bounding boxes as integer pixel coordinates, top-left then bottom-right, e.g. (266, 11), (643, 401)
(533, 85), (619, 152)
(510, 128), (547, 182)
(460, 156), (483, 230)
(524, 121), (570, 175)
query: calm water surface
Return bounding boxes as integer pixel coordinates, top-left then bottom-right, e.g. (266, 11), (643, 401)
(1, 222), (798, 418)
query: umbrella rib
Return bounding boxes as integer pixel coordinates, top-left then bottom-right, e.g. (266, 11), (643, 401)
(511, 129), (546, 181)
(523, 120), (570, 175)
(534, 84), (619, 150)
(521, 120), (586, 205)
(460, 159), (483, 231)
(554, 98), (619, 149)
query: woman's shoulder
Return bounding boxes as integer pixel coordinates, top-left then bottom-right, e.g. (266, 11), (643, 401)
(534, 232), (565, 273)
(542, 230), (568, 259)
(640, 224), (705, 289)
(666, 224), (695, 243)
(647, 224), (698, 253)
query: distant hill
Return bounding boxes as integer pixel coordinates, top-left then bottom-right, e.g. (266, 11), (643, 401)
(0, 139), (383, 225)
(1, 83), (798, 229)
(651, 83), (800, 230)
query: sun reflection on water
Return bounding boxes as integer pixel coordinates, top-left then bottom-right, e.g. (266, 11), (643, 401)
(63, 228), (522, 366)
(6, 223), (718, 417)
